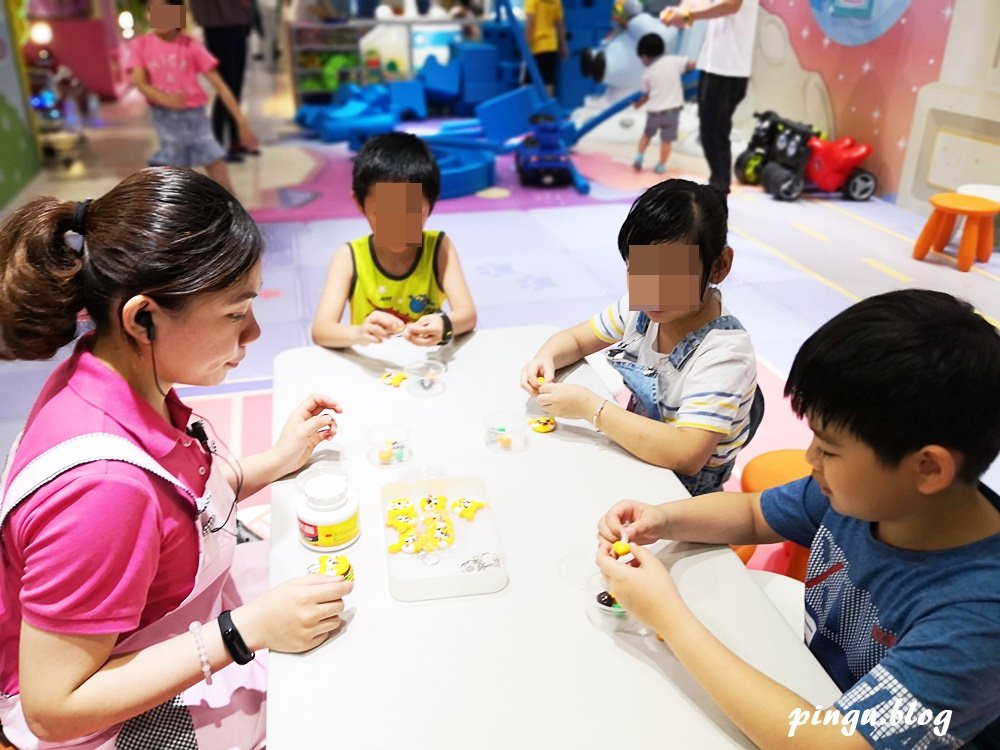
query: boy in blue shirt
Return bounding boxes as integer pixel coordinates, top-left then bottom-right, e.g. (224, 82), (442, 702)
(598, 289), (1000, 749)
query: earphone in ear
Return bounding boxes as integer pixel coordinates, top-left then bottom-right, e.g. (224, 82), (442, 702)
(136, 310), (155, 342)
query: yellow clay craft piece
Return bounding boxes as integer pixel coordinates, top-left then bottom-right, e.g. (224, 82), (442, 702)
(451, 497), (487, 521)
(317, 554), (354, 581)
(528, 416), (556, 433)
(612, 541), (631, 557)
(497, 433), (512, 449)
(389, 530), (424, 554)
(386, 508), (418, 532)
(420, 494), (448, 514)
(388, 497), (416, 513)
(381, 369), (408, 387)
(536, 376), (545, 384)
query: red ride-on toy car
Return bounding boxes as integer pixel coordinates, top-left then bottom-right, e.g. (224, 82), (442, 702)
(803, 136), (877, 201)
(760, 128), (877, 202)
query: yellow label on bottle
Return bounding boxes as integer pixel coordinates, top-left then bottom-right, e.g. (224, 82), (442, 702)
(299, 512), (359, 548)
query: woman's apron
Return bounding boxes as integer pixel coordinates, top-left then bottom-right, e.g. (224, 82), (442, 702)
(0, 433), (268, 750)
(607, 312), (764, 496)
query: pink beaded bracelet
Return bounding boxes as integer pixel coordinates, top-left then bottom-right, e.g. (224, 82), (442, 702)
(188, 621), (213, 685)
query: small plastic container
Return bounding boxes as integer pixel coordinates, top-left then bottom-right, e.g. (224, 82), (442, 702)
(483, 410), (527, 454)
(366, 424), (412, 466)
(405, 360), (446, 397)
(296, 468), (360, 552)
(584, 572), (642, 634)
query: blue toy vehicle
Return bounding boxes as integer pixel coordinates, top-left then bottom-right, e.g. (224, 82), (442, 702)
(514, 115), (575, 188)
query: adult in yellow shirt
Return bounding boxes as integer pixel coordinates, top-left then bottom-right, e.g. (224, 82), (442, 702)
(523, 0), (569, 95)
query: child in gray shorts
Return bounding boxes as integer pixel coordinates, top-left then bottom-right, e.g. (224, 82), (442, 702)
(632, 33), (694, 174)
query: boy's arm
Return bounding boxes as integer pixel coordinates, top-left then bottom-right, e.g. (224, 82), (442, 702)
(556, 18), (569, 59)
(662, 490), (784, 544)
(131, 66), (185, 109)
(436, 234), (476, 336)
(311, 244), (364, 349)
(202, 68), (259, 150)
(598, 545), (872, 750)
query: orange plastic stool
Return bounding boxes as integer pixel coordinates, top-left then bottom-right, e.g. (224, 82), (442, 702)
(913, 193), (1000, 272)
(732, 449), (812, 581)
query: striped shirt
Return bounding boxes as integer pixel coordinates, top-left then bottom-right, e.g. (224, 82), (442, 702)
(592, 295), (758, 468)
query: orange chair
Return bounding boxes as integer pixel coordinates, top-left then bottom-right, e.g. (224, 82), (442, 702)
(913, 192), (1000, 272)
(733, 449), (812, 581)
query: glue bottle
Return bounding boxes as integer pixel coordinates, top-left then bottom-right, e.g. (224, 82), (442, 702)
(297, 472), (360, 551)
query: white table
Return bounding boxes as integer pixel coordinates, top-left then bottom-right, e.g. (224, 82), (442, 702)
(268, 326), (840, 749)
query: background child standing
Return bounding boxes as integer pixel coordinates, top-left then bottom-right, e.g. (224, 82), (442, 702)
(632, 33), (694, 174)
(128, 0), (259, 195)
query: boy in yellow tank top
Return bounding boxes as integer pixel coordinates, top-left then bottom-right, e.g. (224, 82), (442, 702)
(312, 132), (477, 348)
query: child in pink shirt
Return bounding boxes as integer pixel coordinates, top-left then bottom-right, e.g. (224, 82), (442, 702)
(127, 0), (258, 194)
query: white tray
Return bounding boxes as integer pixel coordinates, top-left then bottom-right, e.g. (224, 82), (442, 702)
(380, 475), (508, 602)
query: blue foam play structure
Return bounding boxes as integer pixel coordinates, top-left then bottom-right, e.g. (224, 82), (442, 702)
(292, 0), (639, 197)
(388, 80), (427, 119)
(418, 56), (462, 105)
(430, 145), (496, 199)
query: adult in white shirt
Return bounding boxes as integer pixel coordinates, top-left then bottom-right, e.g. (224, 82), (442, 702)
(664, 0), (759, 197)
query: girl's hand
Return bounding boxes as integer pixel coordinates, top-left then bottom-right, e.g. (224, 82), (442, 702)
(234, 575), (353, 653)
(595, 542), (677, 631)
(536, 382), (600, 420)
(270, 394), (342, 477)
(238, 122), (260, 151)
(160, 91), (186, 109)
(597, 499), (669, 546)
(357, 311), (403, 344)
(402, 314), (444, 346)
(520, 354), (555, 395)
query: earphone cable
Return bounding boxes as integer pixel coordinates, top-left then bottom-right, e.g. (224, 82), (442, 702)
(149, 337), (243, 536)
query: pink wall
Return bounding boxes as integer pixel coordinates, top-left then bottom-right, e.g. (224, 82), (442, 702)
(761, 0), (952, 197)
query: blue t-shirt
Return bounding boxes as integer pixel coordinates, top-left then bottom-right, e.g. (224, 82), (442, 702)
(761, 477), (1000, 750)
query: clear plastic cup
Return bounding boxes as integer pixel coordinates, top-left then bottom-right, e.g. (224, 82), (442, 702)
(483, 410), (527, 454)
(584, 572), (643, 634)
(405, 360), (446, 397)
(366, 424), (412, 466)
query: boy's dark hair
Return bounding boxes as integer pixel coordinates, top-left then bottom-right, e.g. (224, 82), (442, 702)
(786, 289), (1000, 483)
(352, 132), (441, 210)
(0, 167), (262, 360)
(617, 178), (728, 295)
(636, 33), (665, 59)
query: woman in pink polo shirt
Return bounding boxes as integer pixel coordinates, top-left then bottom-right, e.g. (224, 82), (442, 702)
(0, 168), (348, 749)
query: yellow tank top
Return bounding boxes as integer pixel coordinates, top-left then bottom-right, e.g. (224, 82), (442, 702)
(348, 230), (446, 326)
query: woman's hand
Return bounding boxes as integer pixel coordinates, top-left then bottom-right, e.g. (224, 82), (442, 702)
(536, 382), (600, 420)
(520, 354), (555, 395)
(595, 542), (678, 632)
(234, 575), (353, 653)
(403, 314), (444, 346)
(597, 499), (669, 547)
(269, 394), (342, 478)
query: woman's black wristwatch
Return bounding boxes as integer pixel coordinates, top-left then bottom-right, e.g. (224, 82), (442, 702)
(439, 312), (454, 344)
(218, 610), (255, 665)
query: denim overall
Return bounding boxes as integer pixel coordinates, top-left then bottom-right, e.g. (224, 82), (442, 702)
(607, 312), (764, 496)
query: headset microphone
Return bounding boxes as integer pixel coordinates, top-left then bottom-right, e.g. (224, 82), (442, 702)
(186, 420), (213, 453)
